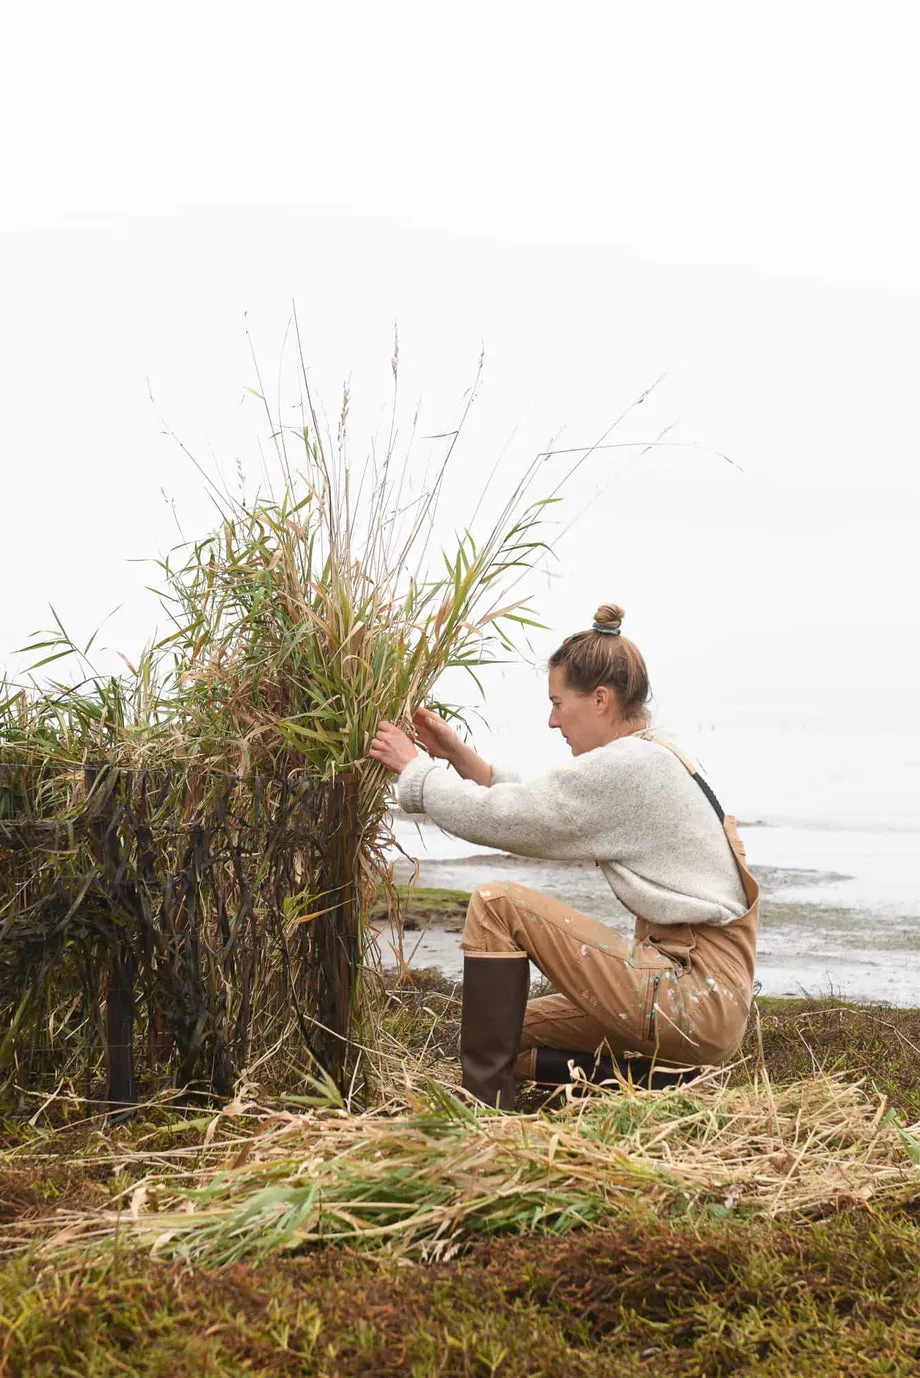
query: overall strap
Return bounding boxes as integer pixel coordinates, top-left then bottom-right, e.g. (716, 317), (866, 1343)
(639, 731), (725, 823)
(639, 732), (759, 915)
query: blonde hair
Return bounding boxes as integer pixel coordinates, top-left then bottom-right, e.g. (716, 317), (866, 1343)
(548, 603), (651, 719)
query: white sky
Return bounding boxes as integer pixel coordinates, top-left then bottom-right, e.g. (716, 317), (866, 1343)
(2, 1), (918, 740)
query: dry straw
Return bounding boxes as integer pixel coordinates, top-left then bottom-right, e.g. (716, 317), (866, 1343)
(6, 1069), (918, 1266)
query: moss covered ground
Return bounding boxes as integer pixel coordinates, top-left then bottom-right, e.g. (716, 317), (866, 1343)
(370, 887), (472, 931)
(2, 977), (920, 1375)
(3, 1207), (920, 1376)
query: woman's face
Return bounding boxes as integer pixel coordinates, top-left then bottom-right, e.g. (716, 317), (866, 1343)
(547, 666), (618, 756)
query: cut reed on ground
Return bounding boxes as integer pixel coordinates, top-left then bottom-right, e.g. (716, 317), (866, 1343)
(4, 1068), (917, 1267)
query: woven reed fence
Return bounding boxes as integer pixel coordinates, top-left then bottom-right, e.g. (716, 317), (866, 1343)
(0, 342), (601, 1113)
(0, 762), (362, 1108)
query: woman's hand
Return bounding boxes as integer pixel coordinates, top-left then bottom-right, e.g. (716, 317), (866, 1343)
(369, 722), (419, 774)
(411, 707), (461, 761)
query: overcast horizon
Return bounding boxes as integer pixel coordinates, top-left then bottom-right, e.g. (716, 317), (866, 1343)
(3, 2), (918, 745)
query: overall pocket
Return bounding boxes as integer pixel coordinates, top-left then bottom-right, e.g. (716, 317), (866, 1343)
(643, 928), (699, 1057)
(648, 924), (697, 972)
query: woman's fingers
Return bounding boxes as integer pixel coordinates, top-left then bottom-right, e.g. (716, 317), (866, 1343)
(410, 710), (438, 746)
(409, 707), (462, 762)
(369, 721), (418, 773)
(413, 707), (452, 739)
(369, 723), (394, 760)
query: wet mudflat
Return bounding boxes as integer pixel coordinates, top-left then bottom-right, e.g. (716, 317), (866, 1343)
(376, 850), (920, 1006)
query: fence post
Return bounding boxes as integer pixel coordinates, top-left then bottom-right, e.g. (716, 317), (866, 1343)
(309, 774), (361, 1090)
(105, 948), (137, 1108)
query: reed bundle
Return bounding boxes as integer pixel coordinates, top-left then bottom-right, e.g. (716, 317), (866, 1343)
(12, 1071), (917, 1266)
(0, 344), (558, 1105)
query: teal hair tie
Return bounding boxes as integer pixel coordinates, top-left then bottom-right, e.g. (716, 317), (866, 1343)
(592, 624), (621, 636)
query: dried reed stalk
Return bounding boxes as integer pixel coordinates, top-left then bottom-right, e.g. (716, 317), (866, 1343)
(8, 1072), (917, 1266)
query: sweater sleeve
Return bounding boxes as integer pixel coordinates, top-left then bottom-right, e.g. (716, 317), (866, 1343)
(395, 749), (624, 861)
(397, 757), (520, 813)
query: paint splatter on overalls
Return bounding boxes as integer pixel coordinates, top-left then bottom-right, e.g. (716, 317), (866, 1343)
(460, 734), (760, 1074)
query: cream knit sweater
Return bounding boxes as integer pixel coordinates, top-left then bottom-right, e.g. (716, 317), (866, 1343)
(396, 734), (748, 928)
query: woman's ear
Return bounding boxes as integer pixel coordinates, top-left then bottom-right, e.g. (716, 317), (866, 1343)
(594, 684), (614, 714)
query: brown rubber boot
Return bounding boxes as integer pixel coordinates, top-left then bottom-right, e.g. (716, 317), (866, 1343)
(460, 954), (530, 1110)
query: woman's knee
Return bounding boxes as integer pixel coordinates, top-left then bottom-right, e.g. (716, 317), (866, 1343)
(462, 880), (516, 950)
(470, 880), (515, 906)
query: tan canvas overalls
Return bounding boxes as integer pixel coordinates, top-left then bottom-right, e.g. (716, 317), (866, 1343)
(460, 734), (760, 1078)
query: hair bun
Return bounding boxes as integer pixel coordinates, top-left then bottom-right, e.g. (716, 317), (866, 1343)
(593, 603), (625, 631)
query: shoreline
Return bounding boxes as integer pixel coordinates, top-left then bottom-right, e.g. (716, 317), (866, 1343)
(373, 859), (857, 934)
(372, 857), (920, 1006)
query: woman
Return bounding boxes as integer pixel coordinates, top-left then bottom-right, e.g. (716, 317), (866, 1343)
(370, 603), (759, 1110)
